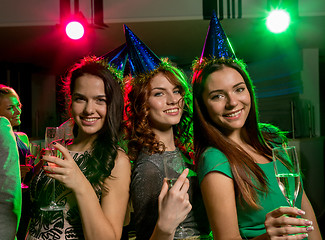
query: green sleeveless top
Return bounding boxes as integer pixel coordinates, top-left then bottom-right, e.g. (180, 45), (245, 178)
(198, 147), (303, 239)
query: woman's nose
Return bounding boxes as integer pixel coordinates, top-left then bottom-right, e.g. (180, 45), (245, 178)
(167, 94), (179, 105)
(13, 106), (21, 114)
(226, 94), (238, 109)
(84, 102), (94, 114)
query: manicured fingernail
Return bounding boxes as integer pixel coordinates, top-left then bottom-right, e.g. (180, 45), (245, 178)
(306, 226), (314, 231)
(298, 209), (305, 215)
(301, 233), (308, 238)
(304, 220), (312, 226)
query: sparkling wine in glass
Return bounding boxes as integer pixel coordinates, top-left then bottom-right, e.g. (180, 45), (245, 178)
(272, 146), (301, 207)
(29, 142), (41, 165)
(40, 127), (65, 211)
(21, 143), (39, 189)
(163, 151), (195, 239)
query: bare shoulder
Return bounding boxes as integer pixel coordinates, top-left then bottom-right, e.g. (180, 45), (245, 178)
(103, 149), (131, 191)
(115, 149), (131, 167)
(109, 149), (131, 178)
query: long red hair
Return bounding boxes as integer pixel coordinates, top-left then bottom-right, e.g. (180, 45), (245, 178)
(124, 61), (193, 163)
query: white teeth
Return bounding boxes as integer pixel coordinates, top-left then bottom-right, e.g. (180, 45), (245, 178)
(83, 118), (98, 122)
(225, 110), (241, 117)
(165, 109), (178, 113)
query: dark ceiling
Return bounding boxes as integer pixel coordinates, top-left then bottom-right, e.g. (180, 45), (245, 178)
(0, 15), (324, 75)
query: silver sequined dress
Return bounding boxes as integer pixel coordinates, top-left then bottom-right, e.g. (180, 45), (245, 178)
(130, 148), (210, 240)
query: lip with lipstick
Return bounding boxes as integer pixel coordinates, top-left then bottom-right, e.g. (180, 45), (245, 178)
(223, 109), (243, 120)
(164, 107), (181, 116)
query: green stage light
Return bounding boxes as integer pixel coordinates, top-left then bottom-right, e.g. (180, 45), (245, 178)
(266, 9), (291, 33)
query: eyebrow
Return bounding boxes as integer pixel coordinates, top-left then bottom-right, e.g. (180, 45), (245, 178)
(72, 93), (106, 98)
(208, 82), (245, 96)
(151, 86), (179, 91)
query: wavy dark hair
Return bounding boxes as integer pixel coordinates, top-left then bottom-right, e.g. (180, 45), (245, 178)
(124, 61), (193, 163)
(193, 58), (286, 208)
(62, 56), (124, 192)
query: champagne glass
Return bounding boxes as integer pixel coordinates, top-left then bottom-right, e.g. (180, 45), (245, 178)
(40, 127), (65, 211)
(272, 146), (301, 207)
(64, 132), (73, 148)
(21, 154), (31, 189)
(29, 142), (41, 165)
(163, 151), (195, 239)
(21, 143), (39, 189)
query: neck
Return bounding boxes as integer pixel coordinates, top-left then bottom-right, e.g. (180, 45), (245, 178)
(70, 132), (98, 152)
(226, 128), (246, 146)
(152, 127), (176, 151)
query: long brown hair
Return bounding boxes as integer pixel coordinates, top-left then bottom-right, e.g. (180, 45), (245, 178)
(193, 58), (284, 208)
(124, 61), (193, 163)
(62, 56), (124, 192)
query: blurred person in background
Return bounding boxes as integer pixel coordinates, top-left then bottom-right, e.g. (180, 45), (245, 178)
(0, 84), (33, 239)
(0, 116), (22, 239)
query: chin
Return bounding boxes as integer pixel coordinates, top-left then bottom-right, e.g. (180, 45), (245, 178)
(81, 126), (102, 136)
(226, 125), (245, 132)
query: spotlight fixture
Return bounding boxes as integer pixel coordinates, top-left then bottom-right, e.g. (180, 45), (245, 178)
(266, 9), (291, 33)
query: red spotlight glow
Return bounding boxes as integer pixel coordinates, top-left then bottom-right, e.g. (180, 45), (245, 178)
(65, 21), (85, 40)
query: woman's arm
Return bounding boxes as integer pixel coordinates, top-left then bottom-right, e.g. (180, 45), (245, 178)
(44, 144), (131, 240)
(201, 171), (242, 240)
(301, 191), (322, 239)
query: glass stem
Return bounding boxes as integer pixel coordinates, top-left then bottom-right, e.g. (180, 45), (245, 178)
(51, 179), (56, 205)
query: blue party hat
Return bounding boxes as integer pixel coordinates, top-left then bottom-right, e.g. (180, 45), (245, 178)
(201, 11), (236, 60)
(101, 43), (128, 72)
(123, 24), (161, 76)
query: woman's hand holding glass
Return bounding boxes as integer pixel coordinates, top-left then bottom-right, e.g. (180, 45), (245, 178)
(43, 142), (88, 194)
(264, 146), (315, 239)
(41, 127), (69, 211)
(264, 207), (314, 239)
(157, 168), (192, 237)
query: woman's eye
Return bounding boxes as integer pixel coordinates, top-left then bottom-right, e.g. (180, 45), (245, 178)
(97, 98), (107, 104)
(153, 92), (163, 97)
(211, 94), (223, 100)
(73, 97), (85, 102)
(173, 89), (181, 94)
(236, 87), (245, 93)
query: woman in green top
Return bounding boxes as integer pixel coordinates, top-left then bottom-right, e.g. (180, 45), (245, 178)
(192, 13), (322, 240)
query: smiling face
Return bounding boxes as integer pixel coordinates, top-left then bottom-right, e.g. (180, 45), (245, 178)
(147, 72), (184, 131)
(71, 74), (107, 138)
(202, 66), (251, 135)
(0, 94), (22, 127)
